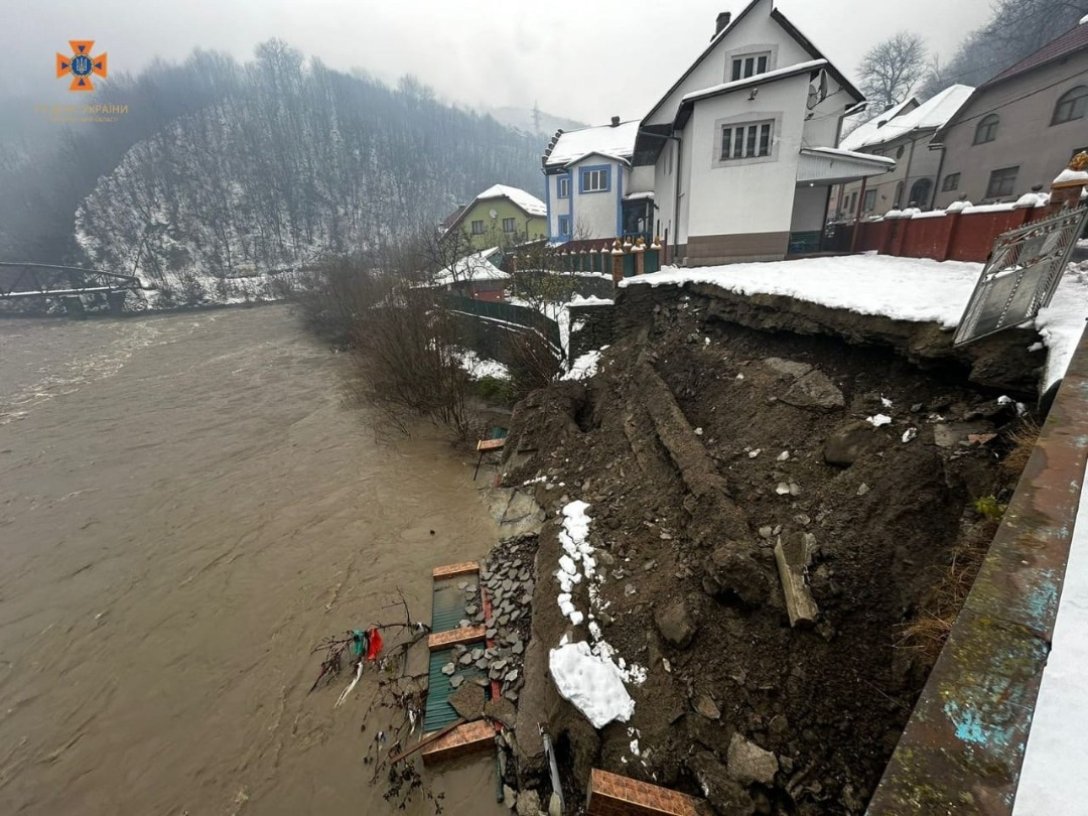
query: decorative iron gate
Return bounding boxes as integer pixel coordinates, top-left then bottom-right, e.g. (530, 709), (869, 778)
(954, 206), (1088, 346)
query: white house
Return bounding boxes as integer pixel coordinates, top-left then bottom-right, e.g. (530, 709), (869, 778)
(541, 118), (652, 243)
(633, 0), (895, 265)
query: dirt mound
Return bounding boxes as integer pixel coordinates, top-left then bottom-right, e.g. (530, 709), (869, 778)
(499, 290), (1032, 815)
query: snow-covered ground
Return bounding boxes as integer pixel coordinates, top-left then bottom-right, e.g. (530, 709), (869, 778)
(453, 349), (510, 380)
(622, 255), (1088, 390)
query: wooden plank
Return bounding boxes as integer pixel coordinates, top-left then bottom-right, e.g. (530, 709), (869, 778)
(476, 438), (506, 452)
(428, 625), (487, 651)
(420, 720), (496, 765)
(388, 719), (464, 764)
(774, 533), (818, 628)
(431, 561), (479, 580)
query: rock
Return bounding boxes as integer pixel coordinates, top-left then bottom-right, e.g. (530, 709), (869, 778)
(459, 652), (474, 666)
(516, 789), (542, 816)
(655, 597), (698, 648)
(465, 604), (478, 616)
(449, 674), (464, 689)
(768, 714), (789, 738)
(441, 663), (456, 676)
(694, 694), (721, 720)
(781, 370), (844, 412)
(758, 526), (773, 540)
(856, 483), (870, 497)
(549, 792), (563, 816)
(727, 733), (779, 786)
(689, 751), (754, 816)
(486, 697), (519, 729)
(703, 546), (771, 609)
(512, 639), (525, 655)
(763, 358), (813, 379)
(504, 784), (517, 809)
(824, 421), (877, 467)
(448, 684), (485, 720)
(934, 421), (994, 448)
(505, 668), (520, 683)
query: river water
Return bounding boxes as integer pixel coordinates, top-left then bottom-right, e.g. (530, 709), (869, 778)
(0, 306), (505, 815)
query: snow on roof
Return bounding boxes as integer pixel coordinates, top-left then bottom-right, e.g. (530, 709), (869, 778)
(475, 184), (546, 217)
(840, 97), (918, 151)
(544, 120), (641, 169)
(620, 254), (1088, 390)
(802, 146), (895, 166)
(680, 59), (828, 106)
(432, 247), (508, 286)
(842, 85), (975, 150)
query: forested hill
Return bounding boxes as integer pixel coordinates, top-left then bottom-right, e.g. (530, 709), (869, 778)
(1, 43), (544, 277)
(60, 42), (543, 282)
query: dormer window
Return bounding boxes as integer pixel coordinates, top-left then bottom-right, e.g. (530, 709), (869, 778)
(732, 52), (770, 81)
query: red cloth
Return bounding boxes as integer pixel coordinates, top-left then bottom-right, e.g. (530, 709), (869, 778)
(365, 627), (383, 661)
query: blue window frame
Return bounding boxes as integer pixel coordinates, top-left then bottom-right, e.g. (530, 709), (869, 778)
(579, 164), (611, 194)
(557, 175), (570, 199)
(557, 215), (571, 236)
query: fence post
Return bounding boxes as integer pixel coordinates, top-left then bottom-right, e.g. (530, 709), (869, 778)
(610, 239), (624, 286)
(942, 211), (961, 262)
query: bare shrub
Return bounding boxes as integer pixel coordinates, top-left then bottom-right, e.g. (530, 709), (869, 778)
(504, 328), (562, 403)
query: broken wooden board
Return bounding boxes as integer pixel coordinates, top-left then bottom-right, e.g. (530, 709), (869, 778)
(774, 533), (818, 627)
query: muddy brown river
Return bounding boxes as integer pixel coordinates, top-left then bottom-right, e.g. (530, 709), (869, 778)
(0, 306), (506, 815)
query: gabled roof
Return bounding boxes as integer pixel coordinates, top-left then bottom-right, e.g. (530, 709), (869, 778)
(642, 0), (863, 125)
(543, 120), (641, 171)
(983, 19), (1088, 88)
(674, 59), (828, 128)
(474, 184), (547, 217)
(841, 85), (974, 150)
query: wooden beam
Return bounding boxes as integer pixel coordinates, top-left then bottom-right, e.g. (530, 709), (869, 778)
(774, 533), (819, 628)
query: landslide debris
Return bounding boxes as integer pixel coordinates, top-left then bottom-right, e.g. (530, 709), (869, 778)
(499, 290), (1034, 816)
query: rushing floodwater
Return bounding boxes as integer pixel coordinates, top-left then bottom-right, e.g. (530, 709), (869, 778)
(0, 306), (505, 815)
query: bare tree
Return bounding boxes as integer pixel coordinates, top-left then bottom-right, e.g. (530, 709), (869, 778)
(858, 33), (928, 118)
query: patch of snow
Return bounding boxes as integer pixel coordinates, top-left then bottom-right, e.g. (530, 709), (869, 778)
(842, 86), (974, 151)
(1080, 11), (1088, 23)
(946, 200), (973, 213)
(454, 349), (510, 380)
(432, 248), (508, 287)
(549, 641), (635, 728)
(964, 203), (1017, 214)
(681, 60), (828, 106)
(881, 396), (894, 408)
(902, 428), (918, 443)
(564, 350), (601, 381)
(913, 210), (948, 220)
(867, 414), (893, 427)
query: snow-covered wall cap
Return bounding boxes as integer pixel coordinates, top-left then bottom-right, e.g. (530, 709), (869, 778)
(1015, 191), (1052, 208)
(1053, 168), (1088, 186)
(964, 203), (1018, 214)
(883, 209), (905, 220)
(946, 200), (972, 213)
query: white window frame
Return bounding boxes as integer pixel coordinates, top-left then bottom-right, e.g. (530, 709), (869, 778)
(556, 175), (570, 198)
(731, 51), (771, 81)
(580, 166), (610, 193)
(719, 120), (773, 161)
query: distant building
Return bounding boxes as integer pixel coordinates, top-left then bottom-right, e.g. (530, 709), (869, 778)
(443, 185), (548, 251)
(431, 246), (509, 302)
(833, 85), (975, 219)
(932, 19), (1088, 208)
(631, 0), (893, 265)
(541, 118), (646, 243)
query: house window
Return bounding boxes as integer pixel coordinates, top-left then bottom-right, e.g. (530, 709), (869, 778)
(986, 166), (1019, 199)
(502, 217), (516, 233)
(848, 192), (858, 213)
(557, 215), (571, 236)
(909, 178), (933, 207)
(1053, 86), (1088, 125)
(863, 189), (877, 212)
(470, 219), (485, 235)
(580, 166), (610, 193)
(720, 120), (773, 160)
(942, 172), (961, 192)
(896, 145), (906, 159)
(557, 175), (570, 198)
(731, 52), (770, 81)
(974, 114), (999, 145)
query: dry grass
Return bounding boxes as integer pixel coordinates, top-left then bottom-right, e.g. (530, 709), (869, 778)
(896, 526), (995, 664)
(1002, 415), (1041, 477)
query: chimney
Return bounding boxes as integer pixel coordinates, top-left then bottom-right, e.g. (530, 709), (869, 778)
(715, 11), (731, 36)
(610, 115), (621, 127)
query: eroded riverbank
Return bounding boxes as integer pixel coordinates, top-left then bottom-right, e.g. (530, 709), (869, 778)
(0, 306), (504, 815)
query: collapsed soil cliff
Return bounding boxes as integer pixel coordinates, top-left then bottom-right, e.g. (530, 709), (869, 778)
(499, 285), (1038, 815)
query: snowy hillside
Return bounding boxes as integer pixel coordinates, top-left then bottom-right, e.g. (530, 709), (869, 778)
(74, 57), (544, 290)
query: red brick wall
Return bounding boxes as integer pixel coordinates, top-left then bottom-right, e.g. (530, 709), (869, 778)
(853, 205), (1049, 263)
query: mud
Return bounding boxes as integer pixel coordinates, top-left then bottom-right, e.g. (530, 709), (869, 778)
(499, 287), (1034, 815)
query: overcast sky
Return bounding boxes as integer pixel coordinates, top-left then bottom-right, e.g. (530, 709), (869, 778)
(6, 0), (992, 121)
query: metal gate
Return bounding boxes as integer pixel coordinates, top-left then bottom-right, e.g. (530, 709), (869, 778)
(953, 206), (1088, 346)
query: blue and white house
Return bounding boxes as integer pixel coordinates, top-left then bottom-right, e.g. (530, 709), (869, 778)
(541, 118), (655, 243)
